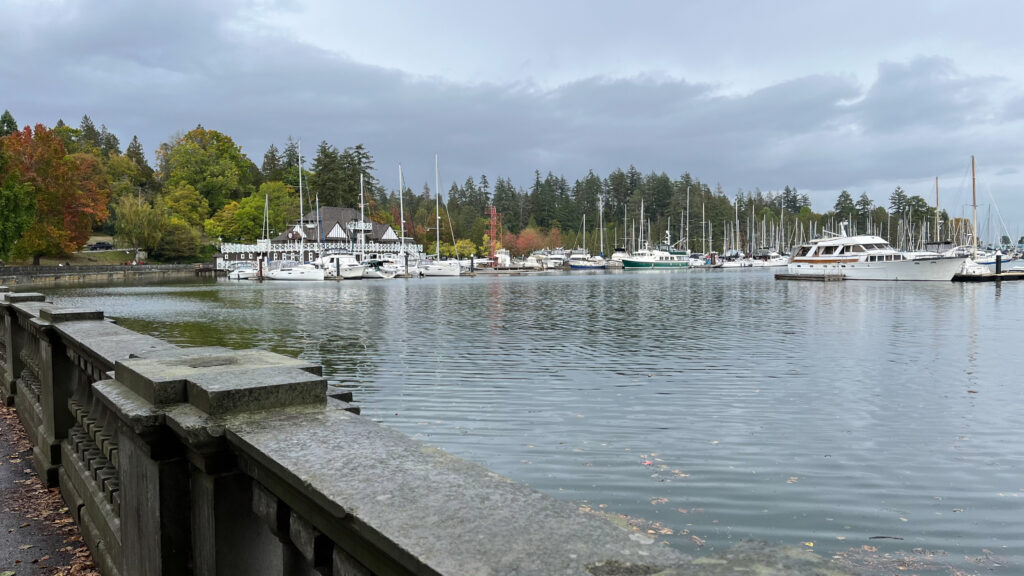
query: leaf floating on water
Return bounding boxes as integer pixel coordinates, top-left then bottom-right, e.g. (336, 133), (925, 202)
(689, 535), (705, 547)
(642, 460), (653, 466)
(650, 497), (668, 505)
(803, 541), (814, 547)
(786, 476), (799, 484)
(711, 440), (719, 445)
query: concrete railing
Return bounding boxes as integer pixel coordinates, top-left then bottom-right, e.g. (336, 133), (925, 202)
(1, 286), (701, 576)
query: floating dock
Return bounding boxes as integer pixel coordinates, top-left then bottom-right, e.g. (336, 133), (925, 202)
(952, 270), (1024, 282)
(774, 273), (844, 281)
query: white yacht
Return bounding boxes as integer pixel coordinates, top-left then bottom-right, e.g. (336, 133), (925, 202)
(317, 253), (366, 279)
(787, 227), (965, 281)
(265, 263), (325, 281)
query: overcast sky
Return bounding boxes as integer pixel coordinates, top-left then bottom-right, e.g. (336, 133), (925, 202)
(3, 0), (1023, 234)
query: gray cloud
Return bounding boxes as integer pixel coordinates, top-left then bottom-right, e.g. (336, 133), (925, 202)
(2, 0), (1022, 221)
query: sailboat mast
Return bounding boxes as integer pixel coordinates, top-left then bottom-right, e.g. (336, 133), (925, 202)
(685, 186), (690, 252)
(435, 154), (441, 260)
(971, 155), (978, 260)
(598, 196), (604, 257)
(935, 176), (940, 242)
(298, 140), (305, 262)
(359, 173), (365, 260)
(398, 164), (406, 255)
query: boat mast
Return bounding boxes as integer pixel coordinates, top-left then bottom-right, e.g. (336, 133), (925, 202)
(598, 196), (604, 257)
(359, 173), (365, 261)
(298, 140), (305, 263)
(971, 155), (978, 260)
(935, 176), (940, 243)
(685, 186), (690, 252)
(398, 163), (407, 275)
(435, 154), (441, 260)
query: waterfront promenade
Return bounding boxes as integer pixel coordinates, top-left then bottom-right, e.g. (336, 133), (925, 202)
(0, 283), (864, 575)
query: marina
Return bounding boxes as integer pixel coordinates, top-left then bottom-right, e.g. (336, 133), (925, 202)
(46, 269), (1024, 575)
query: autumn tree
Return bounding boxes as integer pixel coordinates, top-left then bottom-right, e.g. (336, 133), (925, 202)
(3, 125), (110, 264)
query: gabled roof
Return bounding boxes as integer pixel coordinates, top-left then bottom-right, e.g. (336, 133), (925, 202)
(272, 206), (398, 244)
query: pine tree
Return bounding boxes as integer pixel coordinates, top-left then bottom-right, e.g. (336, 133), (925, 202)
(262, 143), (284, 181)
(0, 109), (16, 137)
(79, 115), (100, 150)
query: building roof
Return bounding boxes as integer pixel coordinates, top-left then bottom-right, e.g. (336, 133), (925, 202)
(272, 206), (398, 244)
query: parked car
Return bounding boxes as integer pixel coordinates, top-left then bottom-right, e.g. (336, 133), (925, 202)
(89, 241), (114, 251)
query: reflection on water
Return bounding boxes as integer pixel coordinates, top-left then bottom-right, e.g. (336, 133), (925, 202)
(49, 271), (1023, 574)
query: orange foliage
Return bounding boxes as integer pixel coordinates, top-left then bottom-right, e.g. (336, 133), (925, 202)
(4, 125), (110, 259)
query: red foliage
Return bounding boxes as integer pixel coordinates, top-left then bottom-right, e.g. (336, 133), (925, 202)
(3, 124), (110, 258)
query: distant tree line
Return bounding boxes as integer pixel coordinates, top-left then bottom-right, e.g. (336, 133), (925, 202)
(0, 108), (972, 264)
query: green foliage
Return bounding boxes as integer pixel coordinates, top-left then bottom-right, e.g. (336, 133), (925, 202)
(114, 195), (165, 256)
(204, 181), (297, 242)
(158, 126), (256, 213)
(889, 186), (909, 215)
(159, 182), (210, 227)
(151, 217), (199, 261)
(0, 110), (17, 137)
(0, 143), (35, 259)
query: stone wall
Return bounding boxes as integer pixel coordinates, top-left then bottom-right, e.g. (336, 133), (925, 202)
(0, 264), (198, 289)
(0, 287), (701, 576)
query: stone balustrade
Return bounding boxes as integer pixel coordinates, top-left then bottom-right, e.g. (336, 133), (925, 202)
(1, 287), (711, 576)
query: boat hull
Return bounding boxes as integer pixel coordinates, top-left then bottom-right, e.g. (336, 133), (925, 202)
(621, 260), (689, 269)
(266, 266), (325, 281)
(787, 256), (966, 281)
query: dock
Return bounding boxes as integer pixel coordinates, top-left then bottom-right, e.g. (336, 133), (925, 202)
(952, 270), (1024, 282)
(774, 273), (844, 281)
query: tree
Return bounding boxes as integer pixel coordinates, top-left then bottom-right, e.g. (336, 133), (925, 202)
(158, 126), (256, 213)
(152, 216), (199, 261)
(0, 110), (17, 137)
(833, 190), (855, 215)
(261, 143), (284, 182)
(160, 182), (210, 227)
(4, 125), (110, 264)
(204, 181), (296, 242)
(309, 141), (344, 206)
(889, 186), (908, 215)
(855, 192), (874, 232)
(114, 195), (165, 260)
(78, 115), (101, 152)
(0, 141), (35, 259)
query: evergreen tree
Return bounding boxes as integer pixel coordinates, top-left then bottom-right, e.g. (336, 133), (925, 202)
(889, 186), (909, 215)
(99, 124), (121, 156)
(310, 140), (344, 206)
(261, 143), (284, 181)
(855, 192), (874, 232)
(79, 115), (100, 150)
(0, 109), (16, 137)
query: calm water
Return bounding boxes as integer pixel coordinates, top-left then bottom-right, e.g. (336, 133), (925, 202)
(49, 270), (1023, 574)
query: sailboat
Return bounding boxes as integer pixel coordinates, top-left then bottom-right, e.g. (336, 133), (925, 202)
(569, 206), (607, 269)
(416, 155), (462, 277)
(267, 142), (325, 281)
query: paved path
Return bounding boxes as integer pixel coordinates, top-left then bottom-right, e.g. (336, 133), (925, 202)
(0, 404), (97, 575)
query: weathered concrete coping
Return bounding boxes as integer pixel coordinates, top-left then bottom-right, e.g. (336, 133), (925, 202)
(39, 307), (104, 323)
(2, 292), (46, 304)
(114, 348), (325, 414)
(225, 403), (688, 576)
(52, 321), (180, 376)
